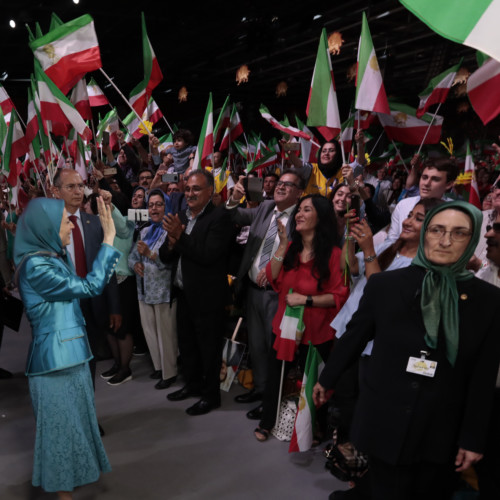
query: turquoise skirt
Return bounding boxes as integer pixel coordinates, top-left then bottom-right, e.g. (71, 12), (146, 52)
(29, 362), (111, 492)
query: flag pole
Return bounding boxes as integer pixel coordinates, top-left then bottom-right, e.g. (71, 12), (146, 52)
(275, 360), (285, 428)
(390, 139), (409, 174)
(45, 122), (56, 186)
(162, 115), (174, 135)
(416, 102), (442, 156)
(99, 68), (152, 137)
(369, 131), (384, 157)
(339, 134), (347, 165)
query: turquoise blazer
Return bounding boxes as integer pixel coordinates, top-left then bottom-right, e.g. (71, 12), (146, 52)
(18, 244), (121, 376)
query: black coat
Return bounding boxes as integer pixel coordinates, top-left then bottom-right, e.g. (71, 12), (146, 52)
(159, 202), (236, 313)
(319, 265), (500, 465)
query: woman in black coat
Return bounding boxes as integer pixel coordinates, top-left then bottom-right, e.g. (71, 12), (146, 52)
(314, 201), (500, 500)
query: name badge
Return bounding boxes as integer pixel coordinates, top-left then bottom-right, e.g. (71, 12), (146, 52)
(406, 357), (437, 377)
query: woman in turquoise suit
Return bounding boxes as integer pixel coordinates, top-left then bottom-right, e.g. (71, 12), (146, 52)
(14, 196), (121, 500)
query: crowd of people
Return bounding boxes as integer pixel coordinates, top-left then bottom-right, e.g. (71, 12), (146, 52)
(2, 127), (500, 500)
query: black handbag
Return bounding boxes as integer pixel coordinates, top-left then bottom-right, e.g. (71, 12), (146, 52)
(1, 293), (24, 332)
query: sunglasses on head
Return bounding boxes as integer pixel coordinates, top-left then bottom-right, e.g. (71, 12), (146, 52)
(486, 223), (500, 234)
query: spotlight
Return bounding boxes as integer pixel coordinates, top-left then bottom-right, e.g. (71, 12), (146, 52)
(9, 19), (16, 28)
(73, 0), (80, 4)
(313, 14), (322, 20)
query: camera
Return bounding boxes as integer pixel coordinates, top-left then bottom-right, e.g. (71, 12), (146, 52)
(103, 167), (117, 176)
(161, 173), (179, 183)
(127, 209), (149, 222)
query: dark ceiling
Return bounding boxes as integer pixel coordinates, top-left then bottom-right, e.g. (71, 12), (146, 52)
(0, 0), (496, 149)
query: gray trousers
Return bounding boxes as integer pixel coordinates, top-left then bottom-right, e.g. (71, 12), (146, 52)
(245, 285), (278, 394)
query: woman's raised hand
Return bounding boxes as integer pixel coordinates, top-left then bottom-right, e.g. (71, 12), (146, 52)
(276, 218), (288, 246)
(97, 196), (116, 246)
(349, 218), (374, 253)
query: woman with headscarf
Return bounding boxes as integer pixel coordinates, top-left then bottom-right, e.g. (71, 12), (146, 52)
(14, 197), (120, 500)
(314, 201), (500, 500)
(128, 189), (178, 389)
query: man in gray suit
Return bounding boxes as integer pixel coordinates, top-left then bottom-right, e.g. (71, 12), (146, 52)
(226, 170), (304, 419)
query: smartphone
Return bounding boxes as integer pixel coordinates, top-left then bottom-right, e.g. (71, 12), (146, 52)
(243, 176), (264, 202)
(350, 194), (361, 216)
(103, 167), (117, 176)
(162, 172), (179, 183)
(102, 131), (110, 146)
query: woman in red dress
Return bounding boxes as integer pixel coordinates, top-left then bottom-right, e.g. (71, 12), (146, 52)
(254, 194), (349, 441)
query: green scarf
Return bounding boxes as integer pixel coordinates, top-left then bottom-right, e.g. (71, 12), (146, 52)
(411, 200), (482, 366)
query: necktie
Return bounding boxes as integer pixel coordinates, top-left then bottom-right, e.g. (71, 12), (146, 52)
(69, 215), (87, 278)
(259, 213), (282, 269)
(373, 181), (381, 204)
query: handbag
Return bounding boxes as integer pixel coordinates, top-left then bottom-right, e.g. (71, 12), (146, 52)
(271, 397), (298, 442)
(1, 293), (24, 332)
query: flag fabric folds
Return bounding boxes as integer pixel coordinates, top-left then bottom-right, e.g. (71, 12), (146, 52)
(219, 104), (243, 151)
(378, 101), (443, 145)
(416, 61), (462, 117)
(192, 93), (214, 170)
(87, 77), (109, 107)
(0, 84), (15, 116)
(467, 57), (500, 125)
(306, 28), (341, 139)
(129, 12), (163, 116)
(275, 291), (305, 362)
(289, 343), (324, 453)
(1, 109), (28, 186)
(70, 79), (92, 121)
(260, 104), (311, 140)
(400, 0), (500, 64)
(355, 13), (390, 115)
(29, 14), (102, 95)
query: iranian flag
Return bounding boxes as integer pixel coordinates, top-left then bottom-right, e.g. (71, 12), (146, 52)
(337, 114), (355, 155)
(378, 101), (443, 145)
(123, 97), (162, 139)
(467, 57), (500, 125)
(192, 93), (213, 170)
(213, 95), (231, 145)
(157, 133), (173, 153)
(295, 115), (320, 163)
(355, 13), (390, 115)
(29, 14), (102, 95)
(0, 84), (15, 116)
(306, 28), (341, 140)
(463, 141), (482, 209)
(87, 77), (109, 107)
(219, 104), (243, 151)
(289, 343), (324, 453)
(416, 60), (462, 117)
(246, 145), (278, 174)
(29, 75), (51, 163)
(274, 290), (305, 362)
(400, 0), (500, 64)
(129, 12), (163, 116)
(96, 108), (120, 150)
(355, 109), (376, 129)
(25, 88), (40, 146)
(34, 60), (92, 141)
(260, 104), (312, 140)
(70, 78), (92, 121)
(67, 127), (88, 181)
(1, 109), (28, 186)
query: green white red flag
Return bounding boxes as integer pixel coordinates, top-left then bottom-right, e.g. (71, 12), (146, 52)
(123, 97), (163, 140)
(274, 290), (305, 362)
(0, 84), (15, 116)
(96, 108), (120, 150)
(129, 12), (163, 116)
(25, 88), (40, 146)
(377, 101), (443, 145)
(467, 57), (500, 125)
(1, 109), (28, 186)
(70, 79), (92, 121)
(295, 115), (320, 163)
(355, 13), (390, 115)
(289, 343), (324, 453)
(260, 104), (312, 140)
(87, 78), (109, 107)
(157, 133), (173, 153)
(193, 93), (213, 170)
(34, 60), (92, 141)
(416, 61), (462, 118)
(213, 95), (231, 145)
(400, 0), (500, 64)
(219, 104), (243, 151)
(463, 141), (482, 209)
(29, 14), (102, 95)
(306, 28), (341, 141)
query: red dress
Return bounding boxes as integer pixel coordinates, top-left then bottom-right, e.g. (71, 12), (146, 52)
(265, 246), (349, 360)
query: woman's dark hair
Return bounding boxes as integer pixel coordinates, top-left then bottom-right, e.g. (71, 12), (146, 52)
(317, 139), (343, 178)
(328, 182), (350, 203)
(283, 194), (340, 291)
(377, 198), (445, 271)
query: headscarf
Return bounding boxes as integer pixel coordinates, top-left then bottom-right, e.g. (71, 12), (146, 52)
(14, 198), (65, 266)
(142, 189), (171, 248)
(412, 200), (482, 366)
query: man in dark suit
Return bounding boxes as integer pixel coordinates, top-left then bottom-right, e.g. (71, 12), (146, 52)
(225, 171), (303, 419)
(160, 170), (235, 416)
(53, 169), (122, 385)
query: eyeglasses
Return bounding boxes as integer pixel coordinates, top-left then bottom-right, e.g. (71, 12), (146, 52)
(148, 202), (165, 209)
(139, 175), (153, 181)
(426, 225), (472, 242)
(486, 223), (500, 234)
(276, 181), (299, 189)
(61, 183), (85, 191)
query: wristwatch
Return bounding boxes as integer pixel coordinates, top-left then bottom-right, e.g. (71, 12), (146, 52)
(305, 295), (313, 307)
(364, 254), (377, 263)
